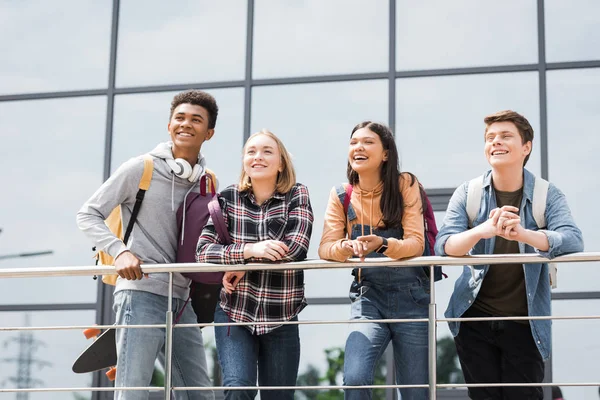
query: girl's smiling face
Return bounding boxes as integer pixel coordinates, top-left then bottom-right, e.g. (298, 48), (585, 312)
(348, 127), (388, 174)
(243, 134), (282, 183)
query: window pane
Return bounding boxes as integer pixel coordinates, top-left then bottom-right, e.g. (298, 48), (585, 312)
(0, 0), (112, 95)
(253, 0), (388, 79)
(116, 1), (247, 87)
(396, 0), (538, 70)
(547, 68), (600, 292)
(0, 310), (96, 399)
(396, 72), (541, 189)
(111, 88), (244, 189)
(551, 300), (600, 400)
(251, 80), (388, 297)
(0, 97), (106, 304)
(545, 0), (600, 62)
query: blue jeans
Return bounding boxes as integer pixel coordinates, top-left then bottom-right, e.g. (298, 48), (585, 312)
(344, 267), (430, 400)
(113, 290), (214, 400)
(214, 304), (300, 400)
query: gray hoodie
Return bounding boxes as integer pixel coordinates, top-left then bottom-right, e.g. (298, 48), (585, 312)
(76, 142), (210, 300)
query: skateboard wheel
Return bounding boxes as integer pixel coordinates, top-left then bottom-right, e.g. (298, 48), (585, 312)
(83, 328), (102, 339)
(106, 367), (117, 381)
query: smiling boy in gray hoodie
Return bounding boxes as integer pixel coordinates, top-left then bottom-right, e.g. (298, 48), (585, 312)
(77, 90), (218, 400)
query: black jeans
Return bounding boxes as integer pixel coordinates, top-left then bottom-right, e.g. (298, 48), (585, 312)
(454, 307), (544, 400)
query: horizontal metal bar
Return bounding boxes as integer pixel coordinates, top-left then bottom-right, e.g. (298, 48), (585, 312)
(2, 313), (599, 333)
(438, 382), (600, 388)
(306, 297), (349, 305)
(0, 387), (162, 393)
(251, 72), (388, 86)
(2, 61), (598, 103)
(0, 303), (96, 312)
(0, 252), (598, 279)
(396, 64), (538, 78)
(552, 291), (600, 300)
(112, 80), (246, 95)
(0, 89), (107, 102)
(546, 60), (600, 70)
(2, 381), (599, 394)
(441, 315), (600, 322)
(0, 293), (590, 313)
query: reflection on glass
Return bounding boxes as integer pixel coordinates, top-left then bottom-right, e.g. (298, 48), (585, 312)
(0, 97), (105, 304)
(253, 0), (388, 79)
(0, 0), (111, 95)
(396, 0), (538, 70)
(0, 310), (95, 399)
(396, 72), (541, 189)
(547, 68), (600, 292)
(111, 88), (244, 189)
(545, 0), (600, 62)
(551, 300), (600, 400)
(116, 1), (246, 87)
(251, 80), (388, 298)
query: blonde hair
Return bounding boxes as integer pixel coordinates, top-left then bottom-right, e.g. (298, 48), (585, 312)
(238, 129), (296, 194)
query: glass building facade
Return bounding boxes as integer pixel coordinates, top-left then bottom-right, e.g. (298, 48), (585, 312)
(1, 1), (599, 399)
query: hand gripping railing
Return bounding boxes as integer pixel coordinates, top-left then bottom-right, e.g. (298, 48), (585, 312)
(1, 251), (600, 399)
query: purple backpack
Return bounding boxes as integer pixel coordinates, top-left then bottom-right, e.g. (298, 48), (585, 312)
(176, 173), (231, 284)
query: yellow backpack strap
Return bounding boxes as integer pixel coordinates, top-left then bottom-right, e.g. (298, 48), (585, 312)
(204, 168), (218, 194)
(139, 155), (154, 190)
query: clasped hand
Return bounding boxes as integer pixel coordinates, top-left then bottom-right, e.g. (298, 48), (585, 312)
(341, 235), (384, 260)
(478, 206), (523, 241)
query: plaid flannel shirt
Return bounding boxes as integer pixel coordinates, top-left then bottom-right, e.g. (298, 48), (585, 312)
(196, 183), (313, 335)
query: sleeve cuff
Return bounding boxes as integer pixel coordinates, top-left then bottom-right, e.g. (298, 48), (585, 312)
(108, 242), (128, 260)
(535, 230), (562, 259)
(229, 243), (247, 264)
(434, 235), (450, 256)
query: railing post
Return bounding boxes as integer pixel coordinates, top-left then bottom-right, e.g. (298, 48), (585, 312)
(428, 264), (437, 399)
(164, 272), (174, 400)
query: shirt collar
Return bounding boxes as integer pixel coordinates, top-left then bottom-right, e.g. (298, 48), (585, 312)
(482, 168), (536, 203)
(239, 188), (286, 204)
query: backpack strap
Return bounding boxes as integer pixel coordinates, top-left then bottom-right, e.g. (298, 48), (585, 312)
(208, 196), (232, 245)
(532, 176), (549, 228)
(335, 184), (357, 222)
(344, 184), (353, 214)
(123, 155), (154, 244)
(466, 175), (484, 228)
(202, 168), (218, 196)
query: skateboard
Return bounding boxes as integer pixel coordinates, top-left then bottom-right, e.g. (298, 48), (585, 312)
(72, 326), (118, 381)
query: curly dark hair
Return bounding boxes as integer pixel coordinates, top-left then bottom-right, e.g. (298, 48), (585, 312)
(169, 90), (219, 129)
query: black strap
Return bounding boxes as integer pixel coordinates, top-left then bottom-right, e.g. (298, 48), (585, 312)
(123, 189), (146, 245)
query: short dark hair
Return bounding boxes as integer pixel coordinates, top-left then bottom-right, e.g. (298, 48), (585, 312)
(484, 110), (534, 166)
(169, 90), (219, 129)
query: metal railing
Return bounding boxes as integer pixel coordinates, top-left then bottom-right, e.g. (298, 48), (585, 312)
(1, 252), (600, 398)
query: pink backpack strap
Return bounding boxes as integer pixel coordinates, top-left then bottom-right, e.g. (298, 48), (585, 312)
(207, 196), (232, 245)
(343, 184), (353, 214)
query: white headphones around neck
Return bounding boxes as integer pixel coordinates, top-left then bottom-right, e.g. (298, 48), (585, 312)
(166, 158), (204, 183)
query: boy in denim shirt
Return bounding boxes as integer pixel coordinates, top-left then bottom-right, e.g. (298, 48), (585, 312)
(435, 110), (583, 400)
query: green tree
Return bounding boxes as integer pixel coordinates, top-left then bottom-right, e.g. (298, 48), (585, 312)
(436, 336), (464, 384)
(296, 364), (321, 400)
(296, 346), (387, 400)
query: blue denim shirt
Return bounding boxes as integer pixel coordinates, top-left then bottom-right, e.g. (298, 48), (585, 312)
(435, 169), (583, 361)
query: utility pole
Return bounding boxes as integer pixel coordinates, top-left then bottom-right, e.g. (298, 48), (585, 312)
(1, 314), (52, 399)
